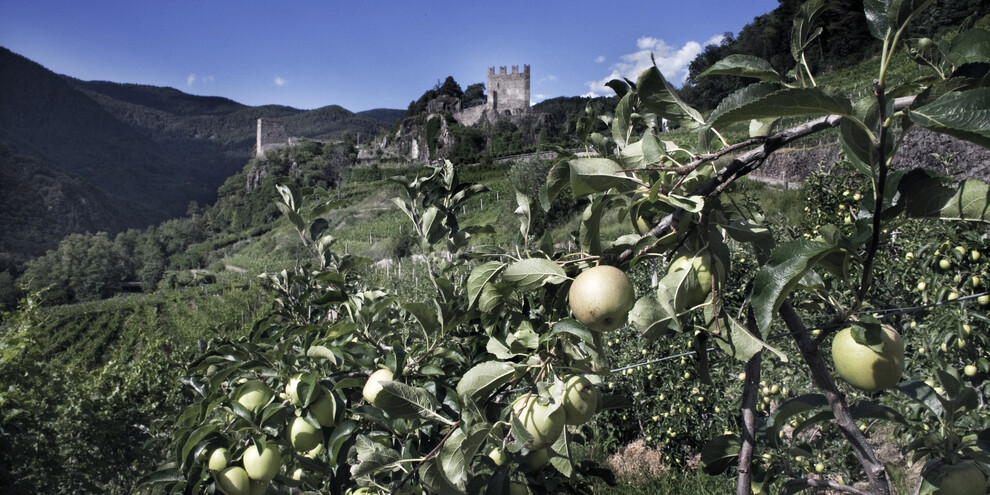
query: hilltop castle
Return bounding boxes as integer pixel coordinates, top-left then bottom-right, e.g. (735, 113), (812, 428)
(454, 65), (531, 126)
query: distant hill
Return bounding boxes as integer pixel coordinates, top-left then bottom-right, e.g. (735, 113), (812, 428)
(0, 46), (403, 274)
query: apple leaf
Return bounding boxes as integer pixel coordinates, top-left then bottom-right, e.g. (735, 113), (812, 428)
(768, 394), (829, 442)
(502, 258), (568, 290)
(714, 313), (789, 363)
(567, 158), (639, 198)
(701, 434), (741, 475)
(699, 54), (783, 83)
(637, 63), (706, 130)
(378, 381), (452, 425)
(751, 239), (840, 337)
(897, 381), (945, 416)
(909, 88), (990, 148)
(897, 169), (990, 223)
(708, 87), (852, 130)
(456, 361), (523, 403)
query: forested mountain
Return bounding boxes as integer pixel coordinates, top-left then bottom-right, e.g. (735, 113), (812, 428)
(680, 0), (990, 110)
(0, 47), (401, 274)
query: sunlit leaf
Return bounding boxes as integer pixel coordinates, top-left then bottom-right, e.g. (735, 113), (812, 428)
(502, 258), (568, 290)
(699, 54), (782, 83)
(909, 88), (990, 148)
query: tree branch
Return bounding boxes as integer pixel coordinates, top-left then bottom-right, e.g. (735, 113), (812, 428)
(779, 301), (892, 495)
(784, 477), (872, 495)
(737, 308), (763, 495)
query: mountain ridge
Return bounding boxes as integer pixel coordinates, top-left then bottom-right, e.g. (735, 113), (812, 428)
(0, 46), (403, 274)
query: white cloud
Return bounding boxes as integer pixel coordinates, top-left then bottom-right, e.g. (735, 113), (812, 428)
(586, 35), (722, 96)
(274, 76), (288, 87)
(186, 74), (215, 87)
(594, 55), (606, 64)
(538, 75), (558, 84)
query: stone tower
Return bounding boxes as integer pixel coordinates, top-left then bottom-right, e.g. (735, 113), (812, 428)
(256, 118), (289, 157)
(487, 65), (530, 116)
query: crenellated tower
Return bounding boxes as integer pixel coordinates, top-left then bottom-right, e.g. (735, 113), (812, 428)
(487, 64), (530, 116)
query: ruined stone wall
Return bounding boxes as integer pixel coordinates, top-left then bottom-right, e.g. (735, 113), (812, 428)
(256, 118), (290, 156)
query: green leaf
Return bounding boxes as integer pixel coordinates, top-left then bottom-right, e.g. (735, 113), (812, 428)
(325, 420), (358, 466)
(541, 159), (571, 210)
(945, 28), (990, 66)
(791, 0), (828, 62)
(850, 322), (886, 354)
(568, 158), (639, 198)
(898, 170), (990, 223)
(351, 435), (402, 478)
(378, 381), (452, 424)
(636, 63), (706, 130)
(723, 219), (775, 264)
(467, 262), (506, 309)
(708, 87), (852, 129)
(768, 394), (829, 441)
(701, 434), (741, 475)
(502, 258), (568, 290)
(612, 92), (634, 147)
(579, 195), (611, 256)
(864, 0), (935, 41)
(751, 239), (839, 336)
(897, 381), (945, 416)
(549, 430), (574, 477)
(551, 318), (597, 346)
(714, 313), (789, 363)
(419, 457), (466, 495)
(908, 88), (990, 148)
(699, 54), (782, 83)
(514, 189), (532, 240)
(456, 361), (522, 403)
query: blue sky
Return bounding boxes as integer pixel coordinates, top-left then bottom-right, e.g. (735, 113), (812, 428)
(0, 0), (779, 112)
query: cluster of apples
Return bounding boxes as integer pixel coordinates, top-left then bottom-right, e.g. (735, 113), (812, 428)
(208, 375), (340, 495)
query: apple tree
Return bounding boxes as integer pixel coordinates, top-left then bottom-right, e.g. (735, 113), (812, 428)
(141, 1), (990, 494)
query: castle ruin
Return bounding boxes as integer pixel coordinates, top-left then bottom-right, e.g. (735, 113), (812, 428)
(455, 65), (530, 126)
(256, 118), (301, 157)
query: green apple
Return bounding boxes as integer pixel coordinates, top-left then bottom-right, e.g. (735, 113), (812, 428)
(289, 416), (322, 452)
(309, 389), (338, 427)
(562, 375), (599, 426)
(917, 281), (927, 291)
(964, 364), (977, 377)
(509, 481), (530, 495)
(235, 380), (273, 412)
(523, 448), (549, 470)
(362, 368), (395, 407)
(208, 447), (230, 471)
(939, 258), (952, 270)
(568, 265), (636, 332)
(978, 295), (989, 305)
(953, 245), (967, 257)
(512, 395), (565, 449)
(831, 325), (905, 393)
(215, 466), (251, 495)
(937, 461), (986, 495)
(970, 250), (981, 262)
(488, 447), (507, 466)
(285, 373), (320, 406)
(667, 254), (721, 309)
(242, 444), (280, 481)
